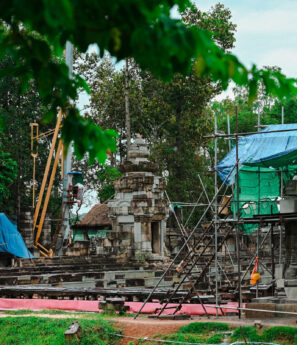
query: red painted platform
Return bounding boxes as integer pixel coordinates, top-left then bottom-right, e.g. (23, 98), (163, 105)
(0, 298), (241, 315)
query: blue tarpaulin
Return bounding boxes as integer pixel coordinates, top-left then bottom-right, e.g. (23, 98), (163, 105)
(0, 213), (34, 258)
(218, 124), (297, 185)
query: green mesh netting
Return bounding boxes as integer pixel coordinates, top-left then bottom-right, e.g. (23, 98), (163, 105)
(231, 165), (296, 234)
(72, 229), (112, 242)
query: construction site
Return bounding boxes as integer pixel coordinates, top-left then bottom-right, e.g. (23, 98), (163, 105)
(1, 1), (297, 345)
(2, 107), (297, 319)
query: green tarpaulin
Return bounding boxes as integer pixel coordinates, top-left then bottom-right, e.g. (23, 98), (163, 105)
(72, 229), (112, 242)
(232, 165), (297, 234)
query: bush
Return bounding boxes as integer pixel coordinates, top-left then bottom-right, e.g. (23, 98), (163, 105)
(178, 322), (229, 334)
(206, 334), (223, 344)
(163, 333), (203, 343)
(263, 326), (297, 344)
(231, 326), (262, 342)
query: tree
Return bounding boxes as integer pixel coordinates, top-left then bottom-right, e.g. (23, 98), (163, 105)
(0, 152), (17, 211)
(125, 58), (131, 151)
(73, 3), (238, 225)
(97, 167), (122, 203)
(0, 55), (62, 217)
(267, 97), (297, 125)
(0, 1), (296, 165)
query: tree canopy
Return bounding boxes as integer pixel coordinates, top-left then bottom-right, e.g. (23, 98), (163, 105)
(1, 1), (297, 164)
(72, 3), (238, 224)
(0, 55), (62, 217)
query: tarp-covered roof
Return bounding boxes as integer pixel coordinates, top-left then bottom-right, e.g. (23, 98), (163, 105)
(218, 124), (297, 185)
(0, 213), (34, 258)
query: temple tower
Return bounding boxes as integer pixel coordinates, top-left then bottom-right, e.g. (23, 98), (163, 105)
(108, 137), (169, 260)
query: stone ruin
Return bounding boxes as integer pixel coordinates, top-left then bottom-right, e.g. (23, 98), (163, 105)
(108, 137), (169, 260)
(18, 208), (51, 258)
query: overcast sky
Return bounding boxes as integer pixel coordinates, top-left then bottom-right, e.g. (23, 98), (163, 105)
(196, 0), (297, 78)
(79, 1), (297, 109)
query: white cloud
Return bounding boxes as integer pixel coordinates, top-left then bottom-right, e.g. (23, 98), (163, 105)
(259, 48), (297, 77)
(236, 7), (297, 36)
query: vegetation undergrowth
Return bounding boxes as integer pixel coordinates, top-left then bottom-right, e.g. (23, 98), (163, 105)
(2, 309), (81, 315)
(100, 311), (136, 318)
(2, 308), (136, 318)
(137, 322), (297, 345)
(231, 325), (297, 345)
(178, 322), (229, 334)
(0, 315), (119, 345)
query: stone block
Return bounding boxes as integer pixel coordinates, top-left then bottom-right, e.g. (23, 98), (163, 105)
(142, 241), (151, 252)
(103, 238), (112, 247)
(121, 225), (133, 233)
(64, 322), (81, 343)
(134, 222), (141, 243)
(133, 193), (148, 200)
(126, 278), (145, 286)
(118, 215), (134, 223)
(120, 232), (132, 240)
(121, 240), (132, 247)
(275, 303), (297, 318)
(245, 303), (275, 318)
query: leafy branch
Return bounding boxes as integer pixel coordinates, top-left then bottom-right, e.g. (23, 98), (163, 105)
(0, 1), (296, 163)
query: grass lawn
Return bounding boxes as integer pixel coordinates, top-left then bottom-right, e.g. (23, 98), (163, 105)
(0, 315), (119, 345)
(1, 313), (297, 345)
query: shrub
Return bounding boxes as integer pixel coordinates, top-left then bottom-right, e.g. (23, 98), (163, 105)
(178, 322), (229, 334)
(231, 326), (262, 342)
(263, 326), (297, 344)
(164, 333), (203, 343)
(206, 334), (223, 344)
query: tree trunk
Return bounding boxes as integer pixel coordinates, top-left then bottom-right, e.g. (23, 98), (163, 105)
(125, 58), (131, 151)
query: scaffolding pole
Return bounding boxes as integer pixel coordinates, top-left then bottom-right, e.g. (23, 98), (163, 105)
(205, 126), (297, 139)
(214, 113), (219, 316)
(134, 161), (239, 319)
(279, 106), (284, 275)
(227, 114), (231, 152)
(235, 106), (242, 318)
(257, 107), (261, 131)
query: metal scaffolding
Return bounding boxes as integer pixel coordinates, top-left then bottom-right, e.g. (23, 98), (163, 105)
(135, 106), (297, 320)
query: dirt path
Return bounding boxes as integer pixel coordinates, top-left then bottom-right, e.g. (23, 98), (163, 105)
(111, 317), (190, 345)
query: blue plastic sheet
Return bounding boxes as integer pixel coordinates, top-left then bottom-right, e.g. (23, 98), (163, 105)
(0, 213), (34, 258)
(217, 124), (297, 185)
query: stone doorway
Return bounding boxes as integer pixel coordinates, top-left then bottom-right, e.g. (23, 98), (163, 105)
(151, 222), (160, 254)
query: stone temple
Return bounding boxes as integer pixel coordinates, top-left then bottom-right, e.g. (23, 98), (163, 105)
(108, 137), (169, 260)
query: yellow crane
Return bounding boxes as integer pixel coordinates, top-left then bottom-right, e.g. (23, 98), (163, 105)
(30, 110), (63, 257)
(31, 42), (74, 257)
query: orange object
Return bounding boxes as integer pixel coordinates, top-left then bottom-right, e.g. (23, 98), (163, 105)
(252, 273), (260, 281)
(250, 257), (260, 285)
